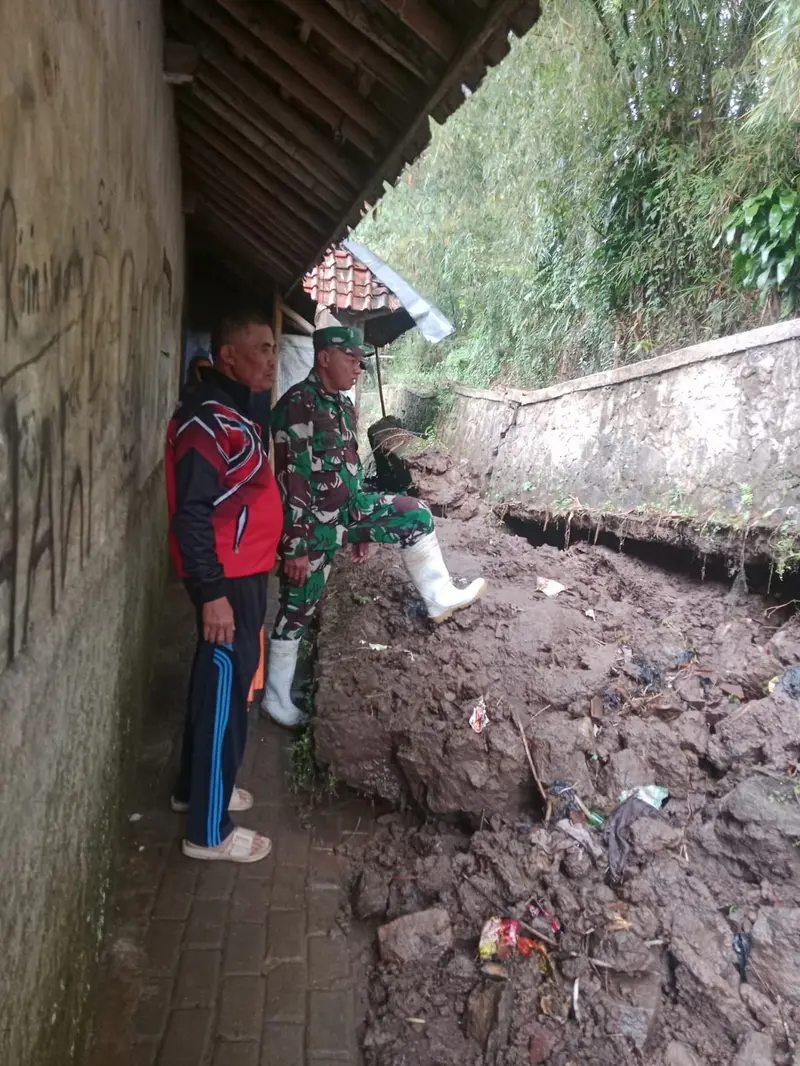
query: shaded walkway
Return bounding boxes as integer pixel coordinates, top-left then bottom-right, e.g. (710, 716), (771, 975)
(87, 581), (375, 1066)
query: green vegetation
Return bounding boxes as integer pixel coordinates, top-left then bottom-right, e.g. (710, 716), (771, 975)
(356, 0), (800, 389)
(289, 728), (338, 804)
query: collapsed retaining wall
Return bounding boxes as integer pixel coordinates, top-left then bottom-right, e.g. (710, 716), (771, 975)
(0, 2), (183, 1063)
(429, 321), (800, 520)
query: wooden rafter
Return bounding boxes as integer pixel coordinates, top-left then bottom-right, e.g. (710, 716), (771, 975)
(184, 147), (320, 254)
(190, 79), (348, 211)
(165, 4), (365, 182)
(199, 201), (295, 282)
(377, 0), (459, 60)
(321, 0), (442, 81)
(193, 221), (288, 292)
(217, 0), (388, 138)
(179, 104), (334, 231)
(275, 0), (422, 100)
(178, 0), (379, 158)
(166, 0), (543, 297)
(195, 67), (355, 198)
(188, 165), (316, 262)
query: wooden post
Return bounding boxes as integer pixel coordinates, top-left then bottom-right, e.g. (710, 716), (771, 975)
(374, 345), (387, 418)
(272, 291), (283, 412)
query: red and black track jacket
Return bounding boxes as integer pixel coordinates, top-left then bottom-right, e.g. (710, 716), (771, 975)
(165, 369), (282, 603)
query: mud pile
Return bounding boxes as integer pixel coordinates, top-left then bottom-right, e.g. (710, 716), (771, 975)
(313, 450), (800, 1065)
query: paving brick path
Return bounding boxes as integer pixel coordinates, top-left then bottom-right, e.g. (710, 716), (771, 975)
(88, 585), (374, 1066)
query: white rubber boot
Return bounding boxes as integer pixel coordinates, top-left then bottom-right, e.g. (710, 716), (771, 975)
(261, 639), (309, 728)
(402, 531), (487, 623)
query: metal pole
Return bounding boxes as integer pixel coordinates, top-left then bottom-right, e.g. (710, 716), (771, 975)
(374, 345), (386, 418)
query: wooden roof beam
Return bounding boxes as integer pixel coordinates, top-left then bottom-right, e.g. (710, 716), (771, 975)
(276, 0), (422, 99)
(178, 105), (334, 232)
(165, 4), (365, 183)
(188, 162), (317, 260)
(184, 147), (321, 253)
(190, 172), (305, 255)
(186, 144), (322, 244)
(193, 66), (355, 200)
(183, 150), (321, 251)
(377, 0), (459, 60)
(178, 0), (380, 158)
(198, 202), (295, 283)
(216, 0), (388, 139)
(321, 0), (441, 82)
(190, 79), (349, 211)
(280, 302), (315, 336)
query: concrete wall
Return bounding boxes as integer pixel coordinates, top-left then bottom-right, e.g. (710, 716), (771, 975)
(359, 383), (439, 433)
(434, 321), (800, 519)
(0, 3), (183, 1064)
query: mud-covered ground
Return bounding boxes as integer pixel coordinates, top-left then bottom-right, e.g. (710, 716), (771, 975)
(312, 452), (800, 1066)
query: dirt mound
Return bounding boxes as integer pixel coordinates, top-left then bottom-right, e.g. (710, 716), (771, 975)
(315, 512), (790, 823)
(312, 458), (800, 1065)
(338, 792), (799, 1066)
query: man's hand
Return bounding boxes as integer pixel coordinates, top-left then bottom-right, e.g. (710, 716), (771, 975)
(284, 555), (310, 587)
(203, 596), (235, 646)
(351, 542), (369, 565)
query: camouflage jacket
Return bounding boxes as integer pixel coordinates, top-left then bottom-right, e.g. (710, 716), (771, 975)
(271, 371), (363, 558)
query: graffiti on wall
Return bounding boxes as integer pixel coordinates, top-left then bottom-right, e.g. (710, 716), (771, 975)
(0, 186), (177, 674)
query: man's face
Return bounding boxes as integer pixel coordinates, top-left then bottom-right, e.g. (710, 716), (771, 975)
(317, 346), (363, 392)
(219, 323), (277, 392)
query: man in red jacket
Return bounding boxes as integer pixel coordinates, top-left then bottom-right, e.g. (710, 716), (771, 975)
(165, 311), (281, 864)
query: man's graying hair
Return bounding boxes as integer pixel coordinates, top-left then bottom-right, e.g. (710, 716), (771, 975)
(211, 310), (272, 359)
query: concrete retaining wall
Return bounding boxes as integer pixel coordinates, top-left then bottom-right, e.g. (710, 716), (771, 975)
(0, 2), (184, 1063)
(433, 321), (800, 518)
(358, 384), (439, 455)
(359, 384), (439, 434)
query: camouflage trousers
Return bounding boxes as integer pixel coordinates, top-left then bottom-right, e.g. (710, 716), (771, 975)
(272, 493), (434, 640)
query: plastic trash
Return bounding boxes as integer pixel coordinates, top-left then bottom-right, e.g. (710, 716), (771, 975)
(602, 797), (660, 881)
(519, 937), (551, 974)
(585, 608), (596, 620)
(635, 657), (663, 693)
(527, 904), (561, 934)
(557, 818), (604, 861)
(536, 577), (566, 597)
(478, 917), (519, 961)
(768, 666), (800, 699)
(733, 931), (752, 982)
(469, 696), (489, 733)
(618, 785), (669, 809)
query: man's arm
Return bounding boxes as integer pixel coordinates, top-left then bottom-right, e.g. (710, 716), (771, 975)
(272, 390), (316, 560)
(172, 422), (235, 643)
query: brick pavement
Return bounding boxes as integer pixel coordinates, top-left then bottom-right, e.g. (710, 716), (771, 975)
(87, 585), (375, 1066)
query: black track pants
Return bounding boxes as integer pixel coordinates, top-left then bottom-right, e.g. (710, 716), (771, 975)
(174, 573), (267, 847)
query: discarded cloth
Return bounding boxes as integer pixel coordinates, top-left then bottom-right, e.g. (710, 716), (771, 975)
(602, 797), (660, 881)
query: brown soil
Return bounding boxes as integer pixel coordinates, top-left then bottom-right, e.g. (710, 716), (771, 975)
(312, 450), (800, 1066)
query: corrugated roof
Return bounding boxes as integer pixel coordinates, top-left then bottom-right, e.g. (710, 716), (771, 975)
(164, 0), (542, 298)
(303, 245), (401, 313)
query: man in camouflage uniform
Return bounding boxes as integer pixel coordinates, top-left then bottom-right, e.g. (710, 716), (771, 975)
(262, 325), (487, 728)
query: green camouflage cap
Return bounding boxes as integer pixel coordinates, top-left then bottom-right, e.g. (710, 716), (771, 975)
(312, 325), (373, 357)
